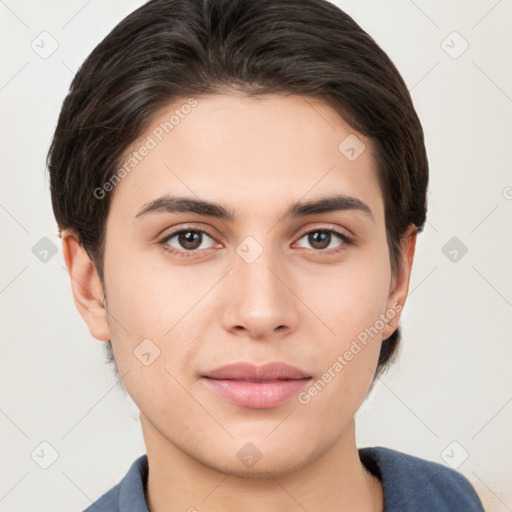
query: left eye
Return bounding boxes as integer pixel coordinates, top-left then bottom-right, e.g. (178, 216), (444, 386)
(295, 229), (346, 250)
(164, 230), (216, 251)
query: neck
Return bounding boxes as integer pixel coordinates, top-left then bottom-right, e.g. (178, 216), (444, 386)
(141, 414), (383, 512)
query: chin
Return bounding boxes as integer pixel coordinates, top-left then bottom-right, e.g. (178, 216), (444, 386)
(204, 449), (314, 479)
(186, 433), (322, 479)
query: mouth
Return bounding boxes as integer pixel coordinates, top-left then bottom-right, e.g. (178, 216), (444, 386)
(202, 362), (312, 409)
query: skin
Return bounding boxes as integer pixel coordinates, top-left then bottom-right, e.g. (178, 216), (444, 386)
(62, 93), (417, 512)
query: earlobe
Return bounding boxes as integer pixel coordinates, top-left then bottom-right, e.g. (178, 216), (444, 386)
(384, 223), (418, 338)
(61, 229), (111, 342)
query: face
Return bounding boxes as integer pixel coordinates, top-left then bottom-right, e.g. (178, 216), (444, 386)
(85, 93), (410, 476)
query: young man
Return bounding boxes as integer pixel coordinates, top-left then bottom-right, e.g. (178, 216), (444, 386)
(47, 0), (485, 510)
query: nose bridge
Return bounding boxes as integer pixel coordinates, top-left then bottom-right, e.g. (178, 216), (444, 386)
(223, 234), (298, 336)
(238, 240), (281, 297)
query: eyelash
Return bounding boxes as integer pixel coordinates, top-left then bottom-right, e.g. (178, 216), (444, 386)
(158, 225), (354, 259)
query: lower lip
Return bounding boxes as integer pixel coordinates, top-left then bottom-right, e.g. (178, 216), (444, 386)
(202, 378), (311, 409)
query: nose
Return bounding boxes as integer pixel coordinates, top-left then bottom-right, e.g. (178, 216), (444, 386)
(221, 243), (299, 340)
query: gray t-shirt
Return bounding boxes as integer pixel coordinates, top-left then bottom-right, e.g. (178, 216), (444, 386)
(83, 446), (485, 511)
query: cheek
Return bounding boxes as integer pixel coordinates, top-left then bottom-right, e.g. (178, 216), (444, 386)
(104, 241), (204, 333)
(298, 286), (386, 426)
(299, 251), (391, 398)
(303, 250), (391, 339)
(102, 247), (217, 375)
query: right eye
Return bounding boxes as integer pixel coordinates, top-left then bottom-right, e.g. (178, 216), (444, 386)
(159, 228), (219, 258)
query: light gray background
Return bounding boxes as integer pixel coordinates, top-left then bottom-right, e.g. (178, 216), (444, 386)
(1, 1), (511, 511)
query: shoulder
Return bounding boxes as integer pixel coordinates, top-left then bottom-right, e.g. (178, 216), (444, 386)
(82, 454), (149, 512)
(359, 446), (485, 512)
(82, 483), (120, 511)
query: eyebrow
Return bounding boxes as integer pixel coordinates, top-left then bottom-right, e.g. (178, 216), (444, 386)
(134, 194), (374, 223)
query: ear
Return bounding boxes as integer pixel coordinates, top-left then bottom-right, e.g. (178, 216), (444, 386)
(61, 229), (111, 342)
(382, 223), (418, 339)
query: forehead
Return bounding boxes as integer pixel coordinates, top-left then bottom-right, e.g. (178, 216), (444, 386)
(109, 93), (384, 223)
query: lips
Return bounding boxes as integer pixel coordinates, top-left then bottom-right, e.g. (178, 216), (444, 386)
(202, 362), (311, 409)
(205, 361), (310, 381)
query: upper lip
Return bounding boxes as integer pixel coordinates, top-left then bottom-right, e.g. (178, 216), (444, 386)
(204, 362), (311, 381)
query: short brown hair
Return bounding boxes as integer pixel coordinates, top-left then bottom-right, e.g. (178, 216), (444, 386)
(47, 0), (428, 381)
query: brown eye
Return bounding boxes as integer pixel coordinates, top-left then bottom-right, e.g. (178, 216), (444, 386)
(308, 231), (331, 250)
(178, 231), (202, 250)
(164, 229), (216, 252)
(295, 229), (350, 251)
